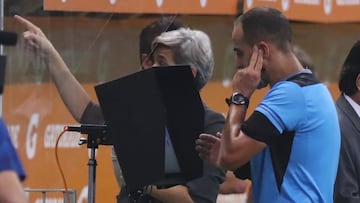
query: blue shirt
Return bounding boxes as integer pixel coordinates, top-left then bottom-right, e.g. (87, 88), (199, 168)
(0, 118), (26, 181)
(164, 128), (181, 173)
(244, 72), (340, 203)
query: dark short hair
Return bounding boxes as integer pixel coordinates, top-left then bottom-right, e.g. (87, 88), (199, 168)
(139, 16), (184, 59)
(235, 7), (292, 52)
(339, 40), (360, 96)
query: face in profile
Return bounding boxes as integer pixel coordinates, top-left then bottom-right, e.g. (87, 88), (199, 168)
(152, 46), (176, 68)
(232, 25), (252, 71)
(141, 45), (176, 70)
(232, 24), (268, 89)
(151, 45), (199, 80)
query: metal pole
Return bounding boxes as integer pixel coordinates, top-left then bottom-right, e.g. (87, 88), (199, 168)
(42, 192), (46, 203)
(88, 146), (97, 203)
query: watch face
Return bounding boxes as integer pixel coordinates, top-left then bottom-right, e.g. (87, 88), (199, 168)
(231, 92), (249, 107)
(232, 93), (247, 105)
(226, 92), (249, 107)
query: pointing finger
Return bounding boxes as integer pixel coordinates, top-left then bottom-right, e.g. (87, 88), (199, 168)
(14, 15), (43, 35)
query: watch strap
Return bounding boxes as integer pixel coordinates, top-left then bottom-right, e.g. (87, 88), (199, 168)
(225, 92), (249, 108)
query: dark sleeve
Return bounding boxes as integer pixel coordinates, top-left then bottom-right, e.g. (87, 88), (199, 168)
(79, 101), (105, 124)
(241, 111), (281, 145)
(232, 111), (279, 181)
(186, 106), (226, 203)
(334, 121), (360, 203)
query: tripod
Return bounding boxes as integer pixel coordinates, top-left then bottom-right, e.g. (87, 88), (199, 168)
(67, 124), (110, 203)
(78, 133), (108, 203)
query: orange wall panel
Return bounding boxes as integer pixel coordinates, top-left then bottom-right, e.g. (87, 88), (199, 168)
(244, 0), (360, 23)
(44, 0), (239, 15)
(3, 81), (340, 202)
(3, 84), (118, 203)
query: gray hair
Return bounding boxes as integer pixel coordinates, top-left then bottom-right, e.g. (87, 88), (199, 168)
(152, 28), (214, 90)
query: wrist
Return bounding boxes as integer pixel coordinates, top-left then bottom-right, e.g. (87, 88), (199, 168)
(225, 92), (249, 108)
(232, 89), (252, 98)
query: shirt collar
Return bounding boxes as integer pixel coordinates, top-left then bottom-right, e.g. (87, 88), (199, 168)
(344, 94), (360, 118)
(281, 69), (312, 82)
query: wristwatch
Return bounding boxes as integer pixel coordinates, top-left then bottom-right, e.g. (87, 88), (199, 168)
(225, 92), (249, 108)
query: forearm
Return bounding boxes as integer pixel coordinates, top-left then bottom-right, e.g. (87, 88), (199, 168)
(45, 47), (92, 122)
(148, 185), (194, 203)
(220, 105), (247, 169)
(223, 105), (247, 149)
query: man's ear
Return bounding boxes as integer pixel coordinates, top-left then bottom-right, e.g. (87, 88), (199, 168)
(356, 73), (360, 91)
(190, 66), (198, 78)
(141, 54), (153, 69)
(257, 41), (270, 58)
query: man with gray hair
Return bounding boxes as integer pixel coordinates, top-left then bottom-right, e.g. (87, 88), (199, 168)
(16, 12), (225, 202)
(135, 27), (226, 203)
(151, 28), (213, 90)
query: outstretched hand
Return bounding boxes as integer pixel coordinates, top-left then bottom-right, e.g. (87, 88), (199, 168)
(14, 15), (54, 58)
(195, 133), (222, 167)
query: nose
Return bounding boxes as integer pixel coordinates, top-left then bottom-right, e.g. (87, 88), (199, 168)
(141, 66), (153, 70)
(152, 62), (159, 67)
(235, 63), (245, 70)
(234, 56), (244, 70)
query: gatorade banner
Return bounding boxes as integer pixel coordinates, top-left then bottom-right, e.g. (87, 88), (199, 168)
(244, 0), (360, 23)
(44, 0), (360, 22)
(44, 0), (239, 15)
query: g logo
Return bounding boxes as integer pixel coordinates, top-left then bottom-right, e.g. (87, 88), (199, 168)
(26, 113), (39, 160)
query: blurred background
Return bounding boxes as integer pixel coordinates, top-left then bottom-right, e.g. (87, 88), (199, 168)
(1, 0), (359, 202)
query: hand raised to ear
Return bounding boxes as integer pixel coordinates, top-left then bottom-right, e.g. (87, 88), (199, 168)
(232, 45), (264, 98)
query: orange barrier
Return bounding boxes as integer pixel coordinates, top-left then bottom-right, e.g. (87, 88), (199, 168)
(44, 0), (360, 22)
(44, 0), (239, 15)
(4, 83), (117, 203)
(244, 0), (360, 23)
(3, 81), (340, 203)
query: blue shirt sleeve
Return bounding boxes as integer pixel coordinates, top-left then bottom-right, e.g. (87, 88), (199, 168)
(0, 118), (26, 181)
(255, 81), (306, 134)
